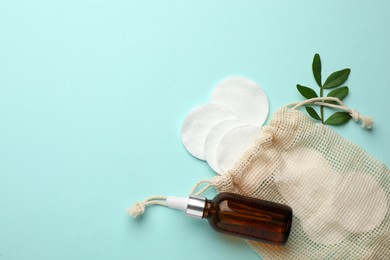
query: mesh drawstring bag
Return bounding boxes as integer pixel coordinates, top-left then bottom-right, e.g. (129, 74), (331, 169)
(204, 98), (389, 259)
(129, 97), (389, 259)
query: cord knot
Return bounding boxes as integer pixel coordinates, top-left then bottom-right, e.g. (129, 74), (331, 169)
(349, 109), (374, 129)
(127, 202), (146, 218)
(350, 109), (360, 122)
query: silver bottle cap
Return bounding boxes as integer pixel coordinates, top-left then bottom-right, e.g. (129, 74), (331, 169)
(185, 194), (206, 219)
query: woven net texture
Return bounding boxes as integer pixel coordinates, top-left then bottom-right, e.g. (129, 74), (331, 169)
(210, 107), (389, 259)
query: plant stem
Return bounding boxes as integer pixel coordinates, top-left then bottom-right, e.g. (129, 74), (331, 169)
(320, 87), (324, 123)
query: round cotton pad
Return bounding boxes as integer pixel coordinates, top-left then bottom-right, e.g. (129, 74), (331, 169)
(300, 207), (349, 245)
(204, 119), (245, 175)
(181, 103), (238, 160)
(216, 125), (261, 174)
(333, 173), (388, 233)
(275, 147), (341, 218)
(211, 77), (269, 126)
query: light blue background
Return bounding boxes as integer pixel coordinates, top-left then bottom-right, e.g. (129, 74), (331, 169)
(0, 1), (389, 259)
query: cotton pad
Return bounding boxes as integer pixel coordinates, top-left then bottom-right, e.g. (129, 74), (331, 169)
(211, 77), (269, 126)
(333, 173), (388, 233)
(204, 119), (245, 175)
(181, 103), (238, 160)
(300, 206), (349, 245)
(275, 147), (341, 218)
(216, 125), (261, 174)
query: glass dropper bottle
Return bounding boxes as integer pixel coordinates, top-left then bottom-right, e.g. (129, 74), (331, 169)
(161, 192), (293, 245)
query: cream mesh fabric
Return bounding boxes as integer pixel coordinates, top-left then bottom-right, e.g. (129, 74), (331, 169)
(209, 107), (390, 259)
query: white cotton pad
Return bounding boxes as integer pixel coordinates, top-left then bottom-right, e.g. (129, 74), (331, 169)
(211, 77), (269, 126)
(275, 147), (341, 219)
(204, 119), (246, 175)
(333, 173), (388, 233)
(275, 147), (349, 245)
(181, 103), (238, 160)
(300, 205), (349, 245)
(216, 125), (261, 174)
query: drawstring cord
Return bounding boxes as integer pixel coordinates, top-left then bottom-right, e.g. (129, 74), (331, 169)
(127, 180), (212, 218)
(127, 196), (168, 218)
(191, 179), (212, 196)
(288, 97), (374, 129)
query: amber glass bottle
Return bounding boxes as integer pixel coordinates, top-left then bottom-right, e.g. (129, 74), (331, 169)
(202, 192), (292, 245)
(165, 192), (293, 245)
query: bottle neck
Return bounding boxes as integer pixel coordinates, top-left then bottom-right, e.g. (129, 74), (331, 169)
(202, 200), (213, 219)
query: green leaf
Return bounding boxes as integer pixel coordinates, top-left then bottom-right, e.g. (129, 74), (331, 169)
(312, 53), (322, 87)
(297, 84), (318, 99)
(324, 112), (351, 125)
(323, 69), (351, 89)
(305, 107), (321, 120)
(326, 86), (349, 102)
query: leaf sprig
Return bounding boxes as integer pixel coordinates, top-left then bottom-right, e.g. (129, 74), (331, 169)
(297, 53), (352, 125)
